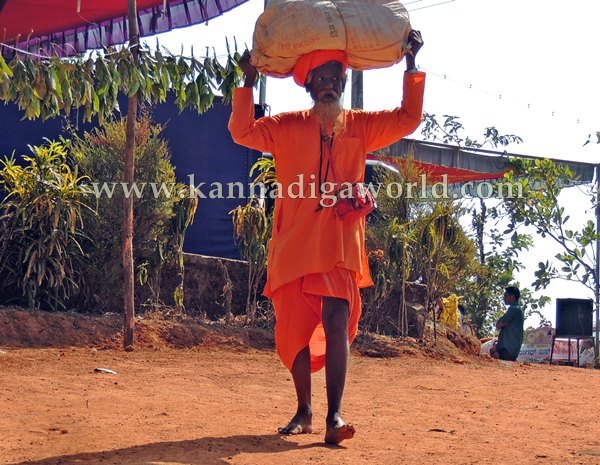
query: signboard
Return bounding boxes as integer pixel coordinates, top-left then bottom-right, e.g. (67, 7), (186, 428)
(517, 327), (554, 363)
(517, 326), (594, 364)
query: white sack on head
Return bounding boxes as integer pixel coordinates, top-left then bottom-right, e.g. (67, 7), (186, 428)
(252, 0), (413, 78)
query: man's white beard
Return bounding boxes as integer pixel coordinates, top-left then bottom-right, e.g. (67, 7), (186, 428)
(312, 99), (345, 135)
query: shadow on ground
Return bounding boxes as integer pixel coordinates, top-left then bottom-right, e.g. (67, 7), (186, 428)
(8, 433), (332, 465)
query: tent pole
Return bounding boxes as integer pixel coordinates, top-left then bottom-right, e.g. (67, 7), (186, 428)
(123, 0), (139, 351)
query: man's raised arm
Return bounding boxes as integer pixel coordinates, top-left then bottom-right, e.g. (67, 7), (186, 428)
(228, 51), (278, 153)
(358, 30), (426, 152)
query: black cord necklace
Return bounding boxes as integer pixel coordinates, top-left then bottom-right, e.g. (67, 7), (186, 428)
(316, 129), (334, 212)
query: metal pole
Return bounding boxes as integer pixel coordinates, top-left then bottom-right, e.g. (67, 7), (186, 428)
(595, 165), (600, 357)
(351, 70), (363, 109)
(258, 0), (268, 105)
(259, 75), (267, 106)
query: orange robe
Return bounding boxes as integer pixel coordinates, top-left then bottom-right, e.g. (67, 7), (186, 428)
(228, 71), (426, 372)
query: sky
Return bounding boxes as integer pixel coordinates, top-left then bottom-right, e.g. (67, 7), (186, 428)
(149, 0), (600, 328)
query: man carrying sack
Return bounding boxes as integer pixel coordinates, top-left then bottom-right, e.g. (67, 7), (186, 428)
(228, 31), (425, 445)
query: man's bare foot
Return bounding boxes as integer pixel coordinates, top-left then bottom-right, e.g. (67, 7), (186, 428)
(278, 411), (313, 435)
(324, 415), (355, 445)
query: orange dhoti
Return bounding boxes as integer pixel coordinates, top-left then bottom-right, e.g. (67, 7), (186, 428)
(270, 266), (362, 373)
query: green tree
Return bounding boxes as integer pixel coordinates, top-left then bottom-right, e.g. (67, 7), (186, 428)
(503, 157), (599, 295)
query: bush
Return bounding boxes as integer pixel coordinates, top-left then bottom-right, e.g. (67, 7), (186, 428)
(362, 162), (477, 338)
(0, 140), (91, 310)
(69, 113), (196, 313)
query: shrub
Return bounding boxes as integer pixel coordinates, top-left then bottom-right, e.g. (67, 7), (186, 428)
(363, 161), (477, 338)
(0, 140), (91, 310)
(69, 113), (196, 312)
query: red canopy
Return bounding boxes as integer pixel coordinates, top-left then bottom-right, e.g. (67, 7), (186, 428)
(0, 0), (249, 56)
(367, 138), (595, 193)
(367, 153), (508, 184)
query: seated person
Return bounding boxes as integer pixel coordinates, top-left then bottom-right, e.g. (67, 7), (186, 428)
(579, 339), (596, 368)
(458, 304), (474, 336)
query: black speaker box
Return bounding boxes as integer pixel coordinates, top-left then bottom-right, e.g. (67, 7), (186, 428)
(555, 298), (594, 337)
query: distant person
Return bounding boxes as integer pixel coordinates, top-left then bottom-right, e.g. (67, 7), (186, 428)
(458, 304), (474, 336)
(579, 339), (596, 368)
(490, 287), (524, 361)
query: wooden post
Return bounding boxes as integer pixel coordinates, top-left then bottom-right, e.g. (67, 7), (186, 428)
(123, 0), (139, 351)
(594, 165), (600, 357)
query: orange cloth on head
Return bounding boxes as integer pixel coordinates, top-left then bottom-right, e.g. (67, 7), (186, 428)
(293, 49), (348, 87)
(271, 267), (361, 373)
(228, 70), (426, 373)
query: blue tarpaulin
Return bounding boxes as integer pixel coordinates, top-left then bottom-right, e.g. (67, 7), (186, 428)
(0, 96), (263, 259)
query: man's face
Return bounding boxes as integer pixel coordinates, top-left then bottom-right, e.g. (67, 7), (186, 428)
(503, 292), (514, 305)
(307, 61), (346, 104)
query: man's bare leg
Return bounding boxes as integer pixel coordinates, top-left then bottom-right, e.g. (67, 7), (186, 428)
(322, 297), (355, 445)
(278, 346), (313, 435)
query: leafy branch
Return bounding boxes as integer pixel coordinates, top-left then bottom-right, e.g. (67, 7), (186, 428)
(503, 158), (600, 293)
(583, 131), (600, 147)
(421, 112), (523, 149)
(0, 40), (244, 124)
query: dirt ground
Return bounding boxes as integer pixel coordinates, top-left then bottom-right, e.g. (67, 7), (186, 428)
(1, 310), (600, 465)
